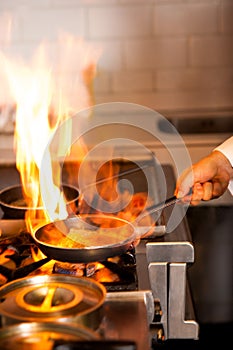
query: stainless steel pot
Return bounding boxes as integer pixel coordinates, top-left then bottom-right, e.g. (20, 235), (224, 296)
(0, 321), (100, 350)
(0, 274), (106, 330)
(0, 184), (79, 219)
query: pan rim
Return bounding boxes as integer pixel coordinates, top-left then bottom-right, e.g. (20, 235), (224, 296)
(0, 183), (79, 211)
(32, 214), (136, 250)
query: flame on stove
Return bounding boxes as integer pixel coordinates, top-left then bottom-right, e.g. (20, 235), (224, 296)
(0, 32), (100, 232)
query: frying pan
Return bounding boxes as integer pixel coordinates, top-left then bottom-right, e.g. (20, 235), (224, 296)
(0, 184), (79, 219)
(32, 195), (182, 263)
(32, 214), (136, 263)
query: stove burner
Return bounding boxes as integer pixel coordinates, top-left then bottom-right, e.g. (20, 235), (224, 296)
(0, 257), (51, 282)
(52, 250), (138, 292)
(0, 230), (138, 291)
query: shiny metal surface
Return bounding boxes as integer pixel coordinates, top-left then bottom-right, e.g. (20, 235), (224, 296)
(0, 274), (106, 329)
(146, 241), (194, 263)
(146, 242), (198, 340)
(102, 291), (154, 350)
(149, 261), (199, 340)
(0, 321), (99, 350)
(168, 263), (199, 339)
(148, 263), (168, 337)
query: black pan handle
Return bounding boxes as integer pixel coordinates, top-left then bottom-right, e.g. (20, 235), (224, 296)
(145, 195), (180, 213)
(136, 188), (193, 223)
(135, 195), (180, 225)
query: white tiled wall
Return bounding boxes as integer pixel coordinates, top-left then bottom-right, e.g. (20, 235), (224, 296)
(0, 0), (232, 113)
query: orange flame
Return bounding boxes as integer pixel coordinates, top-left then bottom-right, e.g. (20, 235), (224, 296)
(0, 33), (101, 232)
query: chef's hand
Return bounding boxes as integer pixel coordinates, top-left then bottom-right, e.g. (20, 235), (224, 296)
(174, 150), (233, 205)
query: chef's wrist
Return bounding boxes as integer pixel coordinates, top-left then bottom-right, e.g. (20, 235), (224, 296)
(211, 150), (233, 173)
(214, 136), (233, 168)
(211, 147), (233, 195)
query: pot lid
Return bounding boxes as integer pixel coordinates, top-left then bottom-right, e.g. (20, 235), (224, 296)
(0, 274), (106, 325)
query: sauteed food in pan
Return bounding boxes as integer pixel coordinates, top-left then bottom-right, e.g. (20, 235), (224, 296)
(32, 214), (136, 263)
(38, 218), (134, 248)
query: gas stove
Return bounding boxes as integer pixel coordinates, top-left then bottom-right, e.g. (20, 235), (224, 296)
(0, 157), (199, 349)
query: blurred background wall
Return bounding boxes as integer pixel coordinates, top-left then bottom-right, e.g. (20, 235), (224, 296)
(0, 0), (232, 113)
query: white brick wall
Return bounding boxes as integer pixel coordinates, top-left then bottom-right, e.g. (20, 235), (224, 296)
(153, 2), (219, 35)
(0, 0), (232, 113)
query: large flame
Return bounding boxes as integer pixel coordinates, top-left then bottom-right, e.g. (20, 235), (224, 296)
(0, 33), (100, 232)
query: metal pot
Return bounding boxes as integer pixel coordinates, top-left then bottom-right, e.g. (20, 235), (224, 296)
(0, 274), (106, 330)
(0, 184), (79, 219)
(0, 321), (100, 350)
